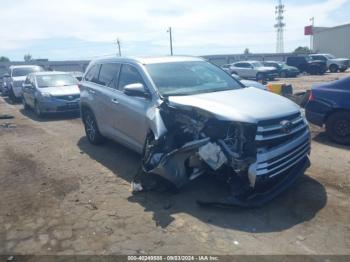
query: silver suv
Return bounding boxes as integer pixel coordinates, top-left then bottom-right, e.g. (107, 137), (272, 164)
(309, 54), (349, 73)
(80, 56), (310, 206)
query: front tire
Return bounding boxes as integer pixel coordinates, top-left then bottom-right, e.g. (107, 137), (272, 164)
(326, 111), (350, 145)
(256, 73), (264, 81)
(34, 101), (44, 118)
(8, 87), (17, 102)
(83, 109), (104, 145)
(22, 97), (29, 110)
(329, 64), (339, 73)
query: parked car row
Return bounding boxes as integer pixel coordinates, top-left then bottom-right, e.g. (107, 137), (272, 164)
(220, 53), (349, 81)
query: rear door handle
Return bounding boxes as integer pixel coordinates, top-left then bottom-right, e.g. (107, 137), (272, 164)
(88, 89), (96, 94)
(111, 98), (119, 104)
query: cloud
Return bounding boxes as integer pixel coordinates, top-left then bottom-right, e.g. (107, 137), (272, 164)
(0, 0), (348, 59)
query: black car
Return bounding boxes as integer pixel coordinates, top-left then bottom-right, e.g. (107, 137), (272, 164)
(306, 76), (350, 144)
(286, 56), (327, 75)
(263, 61), (299, 77)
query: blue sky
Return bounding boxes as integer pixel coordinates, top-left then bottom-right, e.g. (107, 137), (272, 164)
(1, 0), (349, 61)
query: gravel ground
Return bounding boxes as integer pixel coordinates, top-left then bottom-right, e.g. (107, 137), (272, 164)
(0, 71), (349, 255)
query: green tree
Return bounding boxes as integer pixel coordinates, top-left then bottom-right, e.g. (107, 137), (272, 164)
(293, 46), (311, 54)
(0, 56), (10, 62)
(24, 53), (33, 62)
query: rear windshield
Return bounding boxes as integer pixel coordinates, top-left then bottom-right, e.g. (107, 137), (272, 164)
(12, 67), (43, 77)
(36, 74), (78, 88)
(146, 61), (243, 97)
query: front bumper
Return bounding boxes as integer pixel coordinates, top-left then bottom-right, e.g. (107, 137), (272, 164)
(198, 156), (310, 208)
(38, 98), (80, 113)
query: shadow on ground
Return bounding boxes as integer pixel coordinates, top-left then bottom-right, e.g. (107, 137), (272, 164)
(313, 131), (350, 150)
(19, 108), (80, 122)
(77, 136), (327, 233)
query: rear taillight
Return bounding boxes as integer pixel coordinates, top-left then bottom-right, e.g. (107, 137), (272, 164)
(309, 90), (315, 101)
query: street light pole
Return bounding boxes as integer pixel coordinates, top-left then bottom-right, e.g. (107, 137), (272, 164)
(167, 27), (173, 56)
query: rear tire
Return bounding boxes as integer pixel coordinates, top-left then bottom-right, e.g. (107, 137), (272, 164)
(329, 64), (339, 73)
(326, 111), (350, 145)
(83, 109), (104, 145)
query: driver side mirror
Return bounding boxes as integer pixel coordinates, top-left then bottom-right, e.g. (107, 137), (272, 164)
(3, 73), (10, 78)
(123, 83), (149, 98)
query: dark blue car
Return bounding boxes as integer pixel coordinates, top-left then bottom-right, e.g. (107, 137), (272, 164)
(306, 76), (350, 144)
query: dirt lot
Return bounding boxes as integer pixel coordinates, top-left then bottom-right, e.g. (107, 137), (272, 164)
(0, 72), (350, 255)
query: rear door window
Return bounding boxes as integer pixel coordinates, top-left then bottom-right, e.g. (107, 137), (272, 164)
(98, 63), (121, 88)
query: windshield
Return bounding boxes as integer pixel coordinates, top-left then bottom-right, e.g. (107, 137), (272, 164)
(325, 54), (335, 59)
(36, 74), (78, 88)
(12, 66), (43, 77)
(146, 61), (243, 96)
(251, 62), (264, 67)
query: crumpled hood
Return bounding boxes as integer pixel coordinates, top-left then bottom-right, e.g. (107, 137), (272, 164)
(40, 85), (80, 96)
(168, 87), (300, 123)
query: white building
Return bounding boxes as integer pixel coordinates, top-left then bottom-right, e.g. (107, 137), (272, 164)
(313, 23), (350, 58)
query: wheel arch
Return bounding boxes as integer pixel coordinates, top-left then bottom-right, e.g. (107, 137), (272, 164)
(324, 108), (350, 122)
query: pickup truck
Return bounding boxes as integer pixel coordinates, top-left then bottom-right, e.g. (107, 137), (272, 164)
(286, 56), (327, 75)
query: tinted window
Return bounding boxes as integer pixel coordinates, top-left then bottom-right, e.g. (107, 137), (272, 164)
(118, 64), (145, 90)
(146, 61), (243, 96)
(85, 64), (100, 83)
(235, 63), (251, 68)
(98, 63), (121, 88)
(12, 66), (43, 77)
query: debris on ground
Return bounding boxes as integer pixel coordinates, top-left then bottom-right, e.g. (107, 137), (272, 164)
(0, 122), (16, 128)
(0, 114), (14, 120)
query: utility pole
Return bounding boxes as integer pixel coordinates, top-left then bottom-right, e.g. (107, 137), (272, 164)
(167, 27), (173, 56)
(309, 17), (314, 52)
(116, 38), (121, 57)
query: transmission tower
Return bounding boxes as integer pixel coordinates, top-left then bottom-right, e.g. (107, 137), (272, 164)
(274, 0), (285, 53)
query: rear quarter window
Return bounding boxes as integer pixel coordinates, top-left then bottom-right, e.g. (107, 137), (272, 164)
(85, 64), (101, 83)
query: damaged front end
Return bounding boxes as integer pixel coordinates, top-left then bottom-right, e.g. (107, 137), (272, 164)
(135, 98), (310, 207)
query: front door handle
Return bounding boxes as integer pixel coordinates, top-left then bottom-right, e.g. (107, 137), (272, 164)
(88, 89), (96, 94)
(111, 98), (119, 104)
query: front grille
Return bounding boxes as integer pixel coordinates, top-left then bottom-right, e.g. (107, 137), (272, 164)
(57, 103), (79, 111)
(256, 112), (308, 149)
(255, 137), (310, 178)
(251, 112), (310, 181)
(53, 94), (80, 101)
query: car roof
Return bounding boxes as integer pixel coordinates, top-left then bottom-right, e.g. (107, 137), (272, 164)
(91, 56), (204, 65)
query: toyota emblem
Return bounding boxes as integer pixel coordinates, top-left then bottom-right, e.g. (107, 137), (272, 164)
(280, 120), (293, 134)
